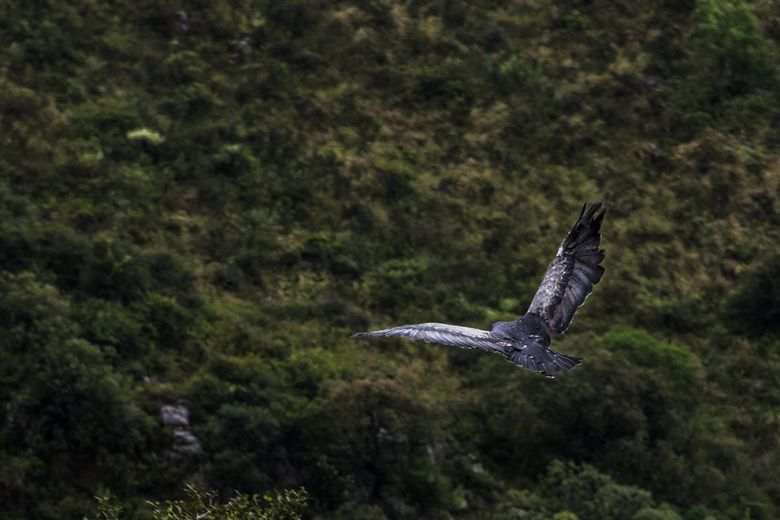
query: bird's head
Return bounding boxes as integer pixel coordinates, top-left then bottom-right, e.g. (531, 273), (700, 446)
(490, 321), (515, 338)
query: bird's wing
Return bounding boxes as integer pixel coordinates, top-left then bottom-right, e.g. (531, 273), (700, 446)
(527, 202), (606, 334)
(352, 323), (511, 353)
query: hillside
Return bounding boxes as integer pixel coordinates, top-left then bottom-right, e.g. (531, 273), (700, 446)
(1, 1), (779, 518)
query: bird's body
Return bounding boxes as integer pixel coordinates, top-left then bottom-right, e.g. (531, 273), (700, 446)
(352, 203), (606, 377)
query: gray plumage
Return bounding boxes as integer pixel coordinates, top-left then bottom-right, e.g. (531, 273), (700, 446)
(352, 202), (606, 377)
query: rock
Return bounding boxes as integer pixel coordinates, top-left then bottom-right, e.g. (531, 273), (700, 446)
(173, 430), (203, 455)
(169, 11), (189, 35)
(161, 404), (202, 457)
(236, 36), (253, 53)
(161, 404), (190, 428)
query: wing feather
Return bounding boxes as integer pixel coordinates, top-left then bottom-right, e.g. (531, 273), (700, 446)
(352, 323), (510, 353)
(527, 202), (606, 334)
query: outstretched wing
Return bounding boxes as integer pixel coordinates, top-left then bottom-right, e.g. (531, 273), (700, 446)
(352, 323), (511, 353)
(527, 202), (606, 334)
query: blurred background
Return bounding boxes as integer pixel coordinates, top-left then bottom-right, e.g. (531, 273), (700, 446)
(0, 1), (778, 519)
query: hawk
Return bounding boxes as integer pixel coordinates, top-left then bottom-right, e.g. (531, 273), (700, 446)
(352, 203), (606, 377)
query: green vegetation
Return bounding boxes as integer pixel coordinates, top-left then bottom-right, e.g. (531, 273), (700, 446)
(0, 0), (779, 518)
(86, 486), (308, 520)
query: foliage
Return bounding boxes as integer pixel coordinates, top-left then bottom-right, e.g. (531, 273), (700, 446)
(692, 0), (778, 94)
(725, 254), (780, 337)
(85, 485), (308, 520)
(600, 326), (701, 390)
(0, 0), (779, 519)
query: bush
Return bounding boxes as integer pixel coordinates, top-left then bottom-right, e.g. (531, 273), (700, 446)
(692, 0), (778, 94)
(725, 255), (780, 337)
(86, 485), (309, 520)
(601, 326), (701, 390)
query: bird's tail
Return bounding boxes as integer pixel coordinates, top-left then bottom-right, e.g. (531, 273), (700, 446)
(507, 342), (581, 378)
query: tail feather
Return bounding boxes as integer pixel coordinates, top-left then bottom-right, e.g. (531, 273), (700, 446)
(507, 342), (582, 378)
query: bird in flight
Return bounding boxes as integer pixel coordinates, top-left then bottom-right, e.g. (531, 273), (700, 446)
(352, 202), (606, 377)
